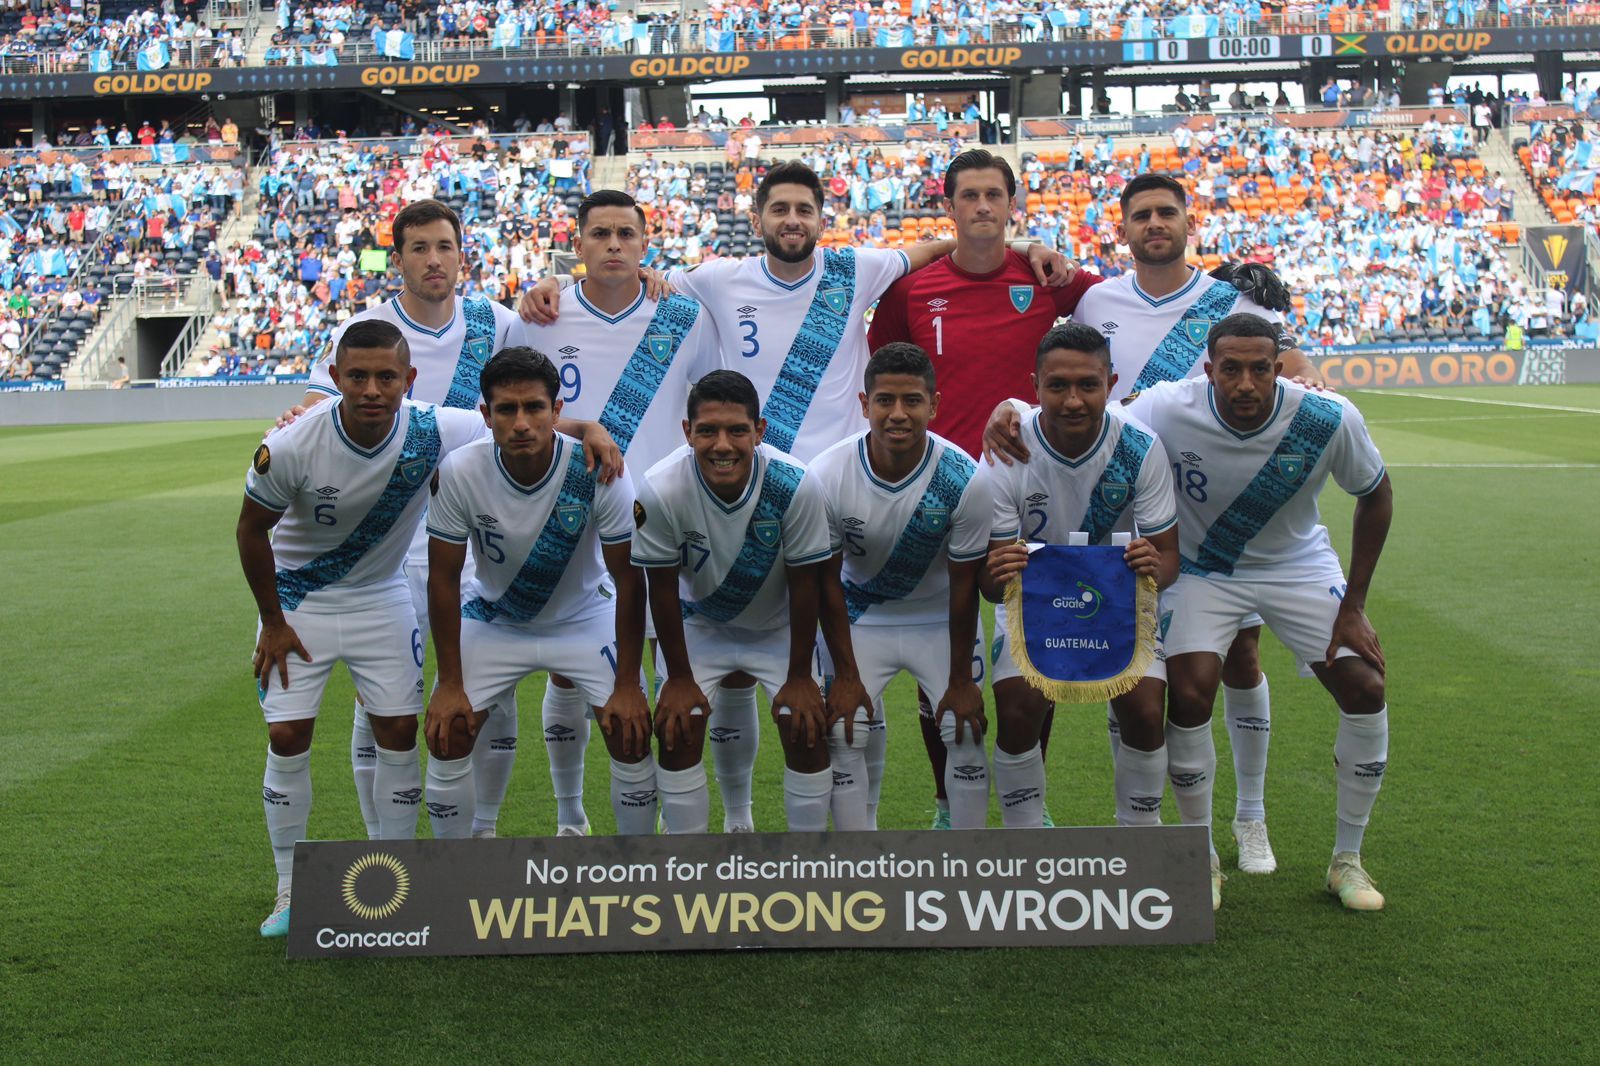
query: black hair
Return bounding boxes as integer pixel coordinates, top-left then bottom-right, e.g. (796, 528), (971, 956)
(943, 148), (1017, 201)
(392, 198), (462, 249)
(755, 160), (825, 212)
(1035, 323), (1111, 371)
(479, 346), (560, 405)
(687, 369), (761, 424)
(1118, 173), (1188, 213)
(864, 342), (936, 392)
(578, 188), (648, 232)
(335, 319), (410, 366)
(1206, 313), (1283, 359)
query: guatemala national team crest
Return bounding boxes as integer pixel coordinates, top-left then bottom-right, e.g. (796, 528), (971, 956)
(1275, 453), (1307, 484)
(1099, 482), (1130, 509)
(556, 504), (586, 535)
(922, 505), (949, 536)
(464, 336), (492, 366)
(399, 458), (428, 486)
(752, 518), (781, 548)
(1183, 319), (1212, 346)
(646, 335), (673, 363)
(1009, 285), (1034, 314)
(821, 288), (849, 315)
(1005, 544), (1158, 702)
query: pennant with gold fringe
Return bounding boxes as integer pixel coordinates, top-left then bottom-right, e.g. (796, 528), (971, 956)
(1003, 542), (1159, 703)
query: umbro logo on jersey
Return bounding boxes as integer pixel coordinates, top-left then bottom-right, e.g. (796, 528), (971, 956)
(558, 345), (579, 356)
(953, 765), (986, 781)
(391, 788), (423, 804)
(843, 516), (864, 528)
(1131, 795), (1163, 812)
(1181, 451), (1204, 464)
(263, 787), (289, 805)
(709, 727), (740, 742)
(476, 514), (498, 526)
(1169, 772), (1206, 788)
(1233, 716), (1269, 731)
(315, 485), (340, 497)
(684, 530), (706, 543)
(621, 790), (658, 806)
(426, 802), (458, 817)
(737, 305), (758, 316)
(1356, 760), (1388, 778)
(1101, 321), (1120, 331)
(544, 725), (577, 741)
(1026, 492), (1049, 504)
(488, 737), (516, 751)
(1001, 787), (1040, 807)
(927, 298), (949, 310)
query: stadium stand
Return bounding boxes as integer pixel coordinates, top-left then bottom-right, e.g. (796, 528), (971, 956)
(0, 2), (244, 74)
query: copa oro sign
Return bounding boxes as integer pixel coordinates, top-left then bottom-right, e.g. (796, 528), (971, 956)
(287, 827), (1213, 957)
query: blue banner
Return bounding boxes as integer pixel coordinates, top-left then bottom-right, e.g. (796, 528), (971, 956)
(371, 28), (415, 60)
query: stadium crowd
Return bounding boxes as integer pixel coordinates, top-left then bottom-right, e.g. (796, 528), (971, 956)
(0, 1), (244, 72)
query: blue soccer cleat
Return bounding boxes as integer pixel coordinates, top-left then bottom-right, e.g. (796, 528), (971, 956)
(260, 890), (291, 938)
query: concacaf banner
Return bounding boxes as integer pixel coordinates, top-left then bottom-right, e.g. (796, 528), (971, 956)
(1004, 543), (1157, 702)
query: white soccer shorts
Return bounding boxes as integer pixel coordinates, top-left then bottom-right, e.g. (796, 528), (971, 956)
(813, 620), (988, 706)
(664, 622), (806, 701)
(460, 611), (622, 713)
(1161, 573), (1359, 673)
(990, 601), (1167, 686)
(257, 589), (424, 722)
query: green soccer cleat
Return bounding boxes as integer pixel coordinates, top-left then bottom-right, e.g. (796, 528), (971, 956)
(1042, 806), (1055, 829)
(1327, 853), (1385, 911)
(260, 890), (291, 939)
(930, 807), (952, 831)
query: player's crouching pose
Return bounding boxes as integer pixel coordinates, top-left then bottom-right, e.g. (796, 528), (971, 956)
(237, 320), (488, 937)
(1125, 313), (1394, 911)
(634, 370), (851, 833)
(422, 348), (654, 839)
(977, 325), (1180, 839)
(809, 343), (994, 829)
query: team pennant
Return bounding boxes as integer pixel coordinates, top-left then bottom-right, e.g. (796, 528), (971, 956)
(1004, 544), (1158, 703)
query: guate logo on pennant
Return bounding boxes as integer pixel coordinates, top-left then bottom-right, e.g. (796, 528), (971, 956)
(647, 335), (673, 363)
(1100, 482), (1130, 509)
(821, 288), (849, 315)
(1275, 453), (1306, 483)
(556, 503), (586, 534)
(1009, 285), (1034, 314)
(752, 519), (781, 547)
(922, 505), (949, 535)
(400, 458), (428, 485)
(1183, 319), (1212, 346)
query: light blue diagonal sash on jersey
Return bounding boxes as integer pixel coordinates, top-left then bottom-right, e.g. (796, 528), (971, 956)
(461, 444), (595, 623)
(1181, 392), (1343, 577)
(441, 297), (498, 410)
(760, 249), (855, 454)
(683, 457), (804, 624)
(596, 293), (701, 453)
(844, 446), (974, 623)
(1078, 421), (1155, 544)
(1131, 280), (1240, 392)
(276, 407), (442, 610)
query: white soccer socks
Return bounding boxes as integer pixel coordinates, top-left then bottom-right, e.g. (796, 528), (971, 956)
(1224, 674), (1271, 823)
(374, 744), (422, 840)
(992, 744), (1045, 828)
(1114, 743), (1167, 827)
(939, 715), (990, 830)
(1165, 720), (1216, 853)
(710, 683), (760, 831)
(351, 704), (379, 838)
(827, 707), (872, 831)
(864, 696), (888, 829)
(610, 757), (658, 835)
(472, 696), (520, 834)
(656, 760), (709, 834)
(263, 747), (311, 895)
(425, 755), (474, 838)
(784, 766), (833, 832)
(1105, 703), (1122, 764)
(1334, 707), (1389, 857)
(540, 685), (589, 832)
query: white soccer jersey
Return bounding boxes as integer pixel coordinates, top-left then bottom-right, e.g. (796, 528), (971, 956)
(668, 247), (910, 461)
(1124, 378), (1386, 582)
(307, 294), (523, 409)
(245, 401), (486, 612)
(981, 406), (1177, 545)
(631, 442), (834, 631)
(807, 431), (992, 626)
(1073, 269), (1284, 400)
(426, 433), (635, 629)
(513, 282), (720, 470)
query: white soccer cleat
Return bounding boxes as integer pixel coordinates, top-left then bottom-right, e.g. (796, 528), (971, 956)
(1210, 854), (1225, 913)
(1326, 852), (1385, 911)
(556, 823), (588, 837)
(471, 827), (497, 840)
(259, 889), (292, 939)
(1232, 819), (1277, 874)
(724, 822), (754, 834)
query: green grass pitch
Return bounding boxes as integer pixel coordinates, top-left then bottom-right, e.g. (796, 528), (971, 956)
(3, 385), (1597, 1062)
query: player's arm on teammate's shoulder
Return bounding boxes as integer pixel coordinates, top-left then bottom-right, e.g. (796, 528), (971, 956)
(865, 273), (912, 350)
(274, 387), (331, 431)
(939, 556), (987, 744)
(553, 418), (624, 482)
(1279, 345), (1330, 390)
(597, 538), (651, 760)
(982, 398), (1036, 466)
(423, 533), (480, 758)
(1332, 470), (1392, 672)
(774, 561), (828, 747)
(817, 553), (872, 742)
(517, 267), (678, 324)
(236, 495), (310, 692)
(1010, 240), (1075, 288)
